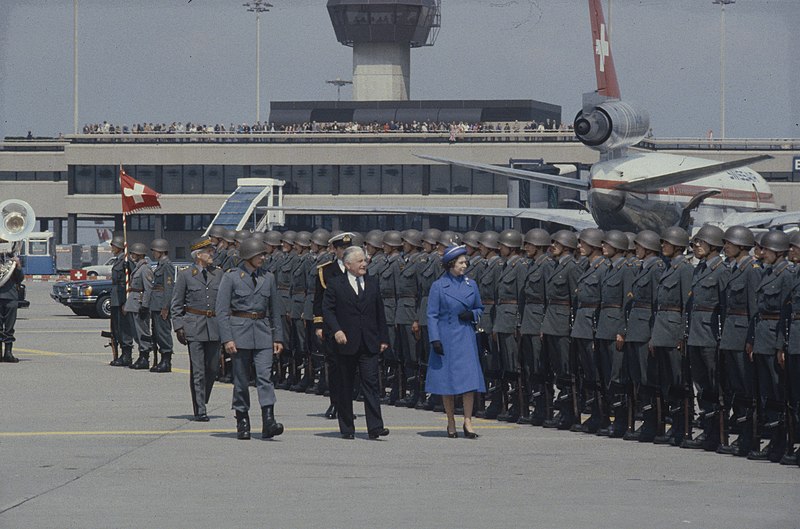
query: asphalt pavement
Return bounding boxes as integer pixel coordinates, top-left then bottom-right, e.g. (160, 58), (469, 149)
(1, 283), (798, 529)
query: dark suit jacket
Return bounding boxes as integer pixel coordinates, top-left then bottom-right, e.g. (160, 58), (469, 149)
(322, 273), (389, 356)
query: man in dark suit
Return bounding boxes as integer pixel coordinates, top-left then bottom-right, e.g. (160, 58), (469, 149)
(322, 246), (390, 440)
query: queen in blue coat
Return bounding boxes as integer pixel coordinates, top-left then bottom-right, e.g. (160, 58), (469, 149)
(426, 245), (486, 438)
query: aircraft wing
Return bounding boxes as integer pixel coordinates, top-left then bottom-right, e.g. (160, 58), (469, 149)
(616, 155), (772, 193)
(721, 210), (800, 229)
(415, 155), (590, 192)
(276, 205), (598, 230)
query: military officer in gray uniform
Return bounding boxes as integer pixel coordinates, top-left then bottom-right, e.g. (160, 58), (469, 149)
(108, 234), (135, 367)
(595, 230), (634, 436)
(717, 226), (761, 456)
(494, 229), (527, 423)
(416, 229), (443, 409)
(619, 230), (665, 442)
(746, 230), (792, 461)
(171, 236), (223, 421)
(148, 238), (175, 373)
(124, 242), (153, 370)
(541, 230), (580, 429)
(570, 228), (609, 432)
(289, 232), (313, 391)
(216, 238), (285, 440)
(476, 230), (504, 418)
(650, 227), (694, 446)
(519, 229), (554, 425)
(394, 229), (424, 408)
(684, 224), (730, 450)
(380, 231), (403, 403)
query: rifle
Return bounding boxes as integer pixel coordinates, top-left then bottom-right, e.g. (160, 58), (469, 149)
(101, 329), (118, 362)
(515, 331), (527, 420)
(783, 353), (796, 458)
(150, 315), (159, 369)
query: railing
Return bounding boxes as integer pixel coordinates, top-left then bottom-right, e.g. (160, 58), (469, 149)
(638, 137), (800, 151)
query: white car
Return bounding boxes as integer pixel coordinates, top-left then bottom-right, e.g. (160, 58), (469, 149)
(82, 257), (115, 278)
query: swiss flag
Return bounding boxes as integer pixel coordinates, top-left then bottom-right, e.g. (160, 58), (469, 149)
(70, 269), (88, 281)
(120, 167), (161, 214)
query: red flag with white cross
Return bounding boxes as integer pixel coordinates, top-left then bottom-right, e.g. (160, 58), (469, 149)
(120, 167), (161, 214)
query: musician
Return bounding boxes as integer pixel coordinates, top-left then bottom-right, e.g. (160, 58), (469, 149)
(0, 250), (24, 363)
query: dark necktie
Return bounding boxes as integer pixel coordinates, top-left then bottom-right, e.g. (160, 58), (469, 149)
(357, 277), (364, 297)
(202, 269), (208, 282)
(251, 272), (258, 288)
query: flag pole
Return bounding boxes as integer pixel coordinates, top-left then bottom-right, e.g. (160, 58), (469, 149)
(120, 164), (130, 295)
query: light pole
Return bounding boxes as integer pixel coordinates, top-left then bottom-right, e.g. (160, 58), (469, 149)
(73, 0), (78, 134)
(243, 1), (272, 124)
(326, 78), (352, 101)
(713, 0), (734, 139)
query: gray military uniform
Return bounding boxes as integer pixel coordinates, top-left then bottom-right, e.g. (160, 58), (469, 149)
(109, 254), (134, 355)
(571, 255), (609, 387)
(216, 264), (284, 413)
(478, 254), (504, 374)
(149, 255), (175, 355)
(519, 253), (554, 419)
(623, 255), (666, 387)
(171, 263), (223, 417)
(495, 254), (527, 375)
(123, 258), (153, 354)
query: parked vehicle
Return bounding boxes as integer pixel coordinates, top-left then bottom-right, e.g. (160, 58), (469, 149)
(51, 279), (111, 318)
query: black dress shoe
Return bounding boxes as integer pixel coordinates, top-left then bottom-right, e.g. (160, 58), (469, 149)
(680, 436), (706, 450)
(462, 425), (479, 439)
(195, 414), (210, 422)
(324, 404), (337, 420)
(341, 433), (355, 440)
(368, 428), (390, 440)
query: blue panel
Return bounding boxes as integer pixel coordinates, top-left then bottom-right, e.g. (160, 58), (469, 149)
(211, 186), (265, 230)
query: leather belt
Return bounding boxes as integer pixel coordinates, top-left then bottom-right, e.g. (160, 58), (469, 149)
(657, 305), (682, 313)
(482, 300), (495, 305)
(232, 311), (266, 319)
(127, 288), (143, 293)
(632, 302), (652, 309)
(578, 303), (599, 309)
(277, 286), (290, 291)
(792, 313), (800, 321)
(185, 306), (215, 317)
(525, 298), (545, 305)
(152, 286), (165, 292)
(601, 303), (621, 309)
(498, 299), (518, 305)
(693, 305), (717, 312)
(292, 289), (306, 295)
(726, 310), (748, 317)
(548, 300), (570, 306)
(761, 314), (781, 321)
(398, 295), (417, 299)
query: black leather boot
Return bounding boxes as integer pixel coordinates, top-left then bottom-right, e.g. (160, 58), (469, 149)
(261, 405), (284, 439)
(324, 403), (337, 419)
(129, 353), (150, 370)
(2, 342), (18, 363)
(151, 352), (172, 373)
(236, 410), (251, 440)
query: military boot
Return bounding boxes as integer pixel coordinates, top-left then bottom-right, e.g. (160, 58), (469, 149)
(2, 342), (19, 363)
(235, 411), (251, 440)
(151, 352), (172, 373)
(261, 405), (284, 439)
(129, 353), (150, 370)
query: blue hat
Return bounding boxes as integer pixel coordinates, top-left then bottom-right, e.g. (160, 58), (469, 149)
(442, 244), (467, 265)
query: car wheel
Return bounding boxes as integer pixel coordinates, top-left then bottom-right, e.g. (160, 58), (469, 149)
(87, 271), (98, 278)
(94, 296), (112, 319)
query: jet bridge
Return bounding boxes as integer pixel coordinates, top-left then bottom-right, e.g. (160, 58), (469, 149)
(206, 178), (285, 234)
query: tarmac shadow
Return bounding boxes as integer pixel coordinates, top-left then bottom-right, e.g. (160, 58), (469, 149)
(314, 431), (346, 439)
(417, 430), (452, 438)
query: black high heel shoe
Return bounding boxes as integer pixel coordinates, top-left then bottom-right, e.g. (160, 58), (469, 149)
(463, 424), (479, 439)
(447, 427), (458, 438)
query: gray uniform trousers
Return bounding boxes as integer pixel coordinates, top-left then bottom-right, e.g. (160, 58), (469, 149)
(151, 313), (173, 355)
(189, 341), (220, 416)
(124, 260), (153, 355)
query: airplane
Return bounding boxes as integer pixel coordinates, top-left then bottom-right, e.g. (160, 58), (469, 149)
(266, 0), (793, 233)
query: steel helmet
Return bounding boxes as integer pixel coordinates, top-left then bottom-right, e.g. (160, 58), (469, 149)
(280, 230), (297, 244)
(722, 225), (755, 248)
(602, 230), (629, 251)
(234, 230), (250, 243)
(439, 230), (461, 246)
(422, 228), (442, 245)
(250, 231), (266, 243)
(693, 224), (725, 248)
(239, 238), (267, 260)
(223, 229), (237, 243)
(129, 242), (148, 256)
(350, 232), (365, 248)
(478, 230), (500, 250)
(110, 234), (125, 249)
(150, 238), (169, 253)
(625, 232), (636, 251)
(790, 231), (800, 249)
(311, 228), (331, 247)
(295, 231), (312, 247)
(498, 229), (523, 249)
(264, 231), (283, 247)
(401, 229), (422, 247)
(365, 230), (385, 248)
(524, 228), (551, 247)
(578, 228), (604, 248)
(661, 226), (690, 248)
(634, 230), (661, 253)
(208, 225), (227, 239)
(383, 230), (403, 248)
(462, 231), (481, 248)
(551, 230), (578, 250)
(760, 230), (790, 253)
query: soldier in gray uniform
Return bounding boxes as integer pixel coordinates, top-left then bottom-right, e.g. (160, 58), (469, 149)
(220, 229), (238, 271)
(209, 226), (229, 269)
(462, 231), (483, 278)
(475, 230), (504, 419)
(650, 227), (694, 446)
(124, 242), (153, 370)
(494, 229), (527, 423)
(416, 229), (443, 409)
(394, 229), (423, 407)
(684, 225), (730, 450)
(171, 236), (223, 421)
(717, 226), (761, 456)
(380, 231), (403, 403)
(148, 238), (175, 373)
(746, 230), (792, 461)
(303, 228), (331, 395)
(619, 230), (666, 442)
(595, 230), (635, 436)
(275, 231), (298, 389)
(570, 228), (609, 432)
(519, 229), (554, 425)
(289, 232), (313, 391)
(541, 230), (580, 429)
(109, 234), (135, 367)
(784, 232), (800, 466)
(216, 238), (285, 440)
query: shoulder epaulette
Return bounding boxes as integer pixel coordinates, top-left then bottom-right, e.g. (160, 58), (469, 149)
(317, 260), (333, 270)
(318, 266), (328, 289)
(191, 268), (198, 276)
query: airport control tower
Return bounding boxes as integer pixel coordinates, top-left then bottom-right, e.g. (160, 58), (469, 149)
(327, 0), (441, 101)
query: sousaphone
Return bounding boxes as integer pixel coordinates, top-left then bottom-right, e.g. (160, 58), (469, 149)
(0, 199), (35, 288)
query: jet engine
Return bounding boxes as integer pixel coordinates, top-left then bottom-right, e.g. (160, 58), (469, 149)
(574, 100), (650, 152)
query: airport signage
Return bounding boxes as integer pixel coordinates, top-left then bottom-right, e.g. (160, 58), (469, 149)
(795, 156), (800, 181)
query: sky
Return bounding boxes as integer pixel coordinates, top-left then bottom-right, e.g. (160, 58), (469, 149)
(0, 0), (797, 140)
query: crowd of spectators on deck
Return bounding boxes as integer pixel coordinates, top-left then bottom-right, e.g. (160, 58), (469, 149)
(79, 119), (574, 135)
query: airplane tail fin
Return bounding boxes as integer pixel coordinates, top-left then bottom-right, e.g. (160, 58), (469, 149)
(589, 0), (621, 98)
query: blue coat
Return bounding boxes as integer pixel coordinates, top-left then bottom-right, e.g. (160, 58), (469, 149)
(426, 272), (486, 395)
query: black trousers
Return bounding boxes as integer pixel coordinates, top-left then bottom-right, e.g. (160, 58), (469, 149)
(0, 299), (18, 343)
(336, 347), (384, 435)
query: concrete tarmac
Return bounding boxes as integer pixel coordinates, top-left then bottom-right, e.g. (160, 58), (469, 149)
(1, 284), (798, 529)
